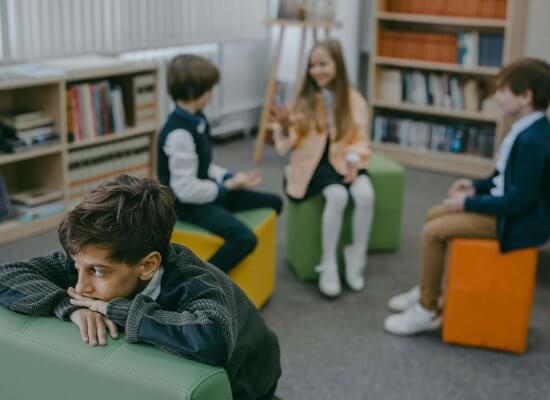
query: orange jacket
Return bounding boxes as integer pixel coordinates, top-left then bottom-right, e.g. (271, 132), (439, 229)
(273, 88), (371, 199)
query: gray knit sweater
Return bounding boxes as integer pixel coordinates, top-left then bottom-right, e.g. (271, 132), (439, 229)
(0, 245), (281, 400)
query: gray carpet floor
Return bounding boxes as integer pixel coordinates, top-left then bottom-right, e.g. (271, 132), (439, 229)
(1, 136), (549, 400)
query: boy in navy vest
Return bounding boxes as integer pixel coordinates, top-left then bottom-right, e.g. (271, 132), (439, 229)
(158, 55), (282, 272)
(384, 58), (550, 336)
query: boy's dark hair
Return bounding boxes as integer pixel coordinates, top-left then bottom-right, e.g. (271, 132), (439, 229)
(167, 54), (220, 102)
(497, 58), (550, 111)
(59, 175), (176, 265)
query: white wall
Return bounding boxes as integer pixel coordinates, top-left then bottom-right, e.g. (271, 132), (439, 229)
(524, 0), (550, 61)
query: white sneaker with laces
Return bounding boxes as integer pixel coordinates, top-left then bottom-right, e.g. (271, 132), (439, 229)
(388, 286), (420, 312)
(384, 302), (441, 336)
(315, 264), (341, 298)
(343, 246), (365, 291)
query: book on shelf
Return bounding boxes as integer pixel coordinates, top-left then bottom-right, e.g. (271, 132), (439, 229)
(380, 67), (483, 112)
(68, 135), (151, 197)
(67, 81), (127, 142)
(373, 114), (495, 158)
(132, 73), (157, 126)
(384, 0), (507, 19)
(11, 188), (63, 207)
(14, 200), (65, 223)
(277, 0), (306, 20)
(0, 176), (15, 222)
(0, 110), (59, 153)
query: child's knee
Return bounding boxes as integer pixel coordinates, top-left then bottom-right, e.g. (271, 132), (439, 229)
(351, 177), (375, 209)
(323, 185), (349, 210)
(236, 229), (258, 254)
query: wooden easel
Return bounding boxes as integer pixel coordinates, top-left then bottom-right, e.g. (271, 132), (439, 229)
(253, 19), (340, 163)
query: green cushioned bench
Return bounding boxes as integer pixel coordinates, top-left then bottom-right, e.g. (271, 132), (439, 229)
(286, 153), (405, 281)
(0, 307), (232, 400)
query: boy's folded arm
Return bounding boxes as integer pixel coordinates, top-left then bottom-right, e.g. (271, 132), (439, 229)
(208, 163), (231, 183)
(0, 252), (77, 318)
(466, 141), (545, 216)
(472, 170), (498, 195)
(164, 130), (221, 203)
(107, 294), (234, 366)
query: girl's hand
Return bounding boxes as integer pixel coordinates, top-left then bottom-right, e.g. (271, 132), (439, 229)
(343, 165), (359, 184)
(270, 103), (291, 129)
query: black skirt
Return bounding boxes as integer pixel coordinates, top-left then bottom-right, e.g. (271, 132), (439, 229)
(287, 138), (368, 202)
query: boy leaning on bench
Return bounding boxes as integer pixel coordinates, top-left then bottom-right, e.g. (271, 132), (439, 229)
(0, 174), (281, 400)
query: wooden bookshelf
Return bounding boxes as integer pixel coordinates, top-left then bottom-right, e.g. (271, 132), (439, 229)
(372, 142), (494, 177)
(0, 62), (159, 246)
(67, 124), (157, 150)
(369, 0), (528, 177)
(372, 100), (500, 122)
(376, 12), (508, 28)
(374, 56), (500, 76)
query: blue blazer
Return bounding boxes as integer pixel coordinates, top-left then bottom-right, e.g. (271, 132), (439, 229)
(465, 116), (550, 252)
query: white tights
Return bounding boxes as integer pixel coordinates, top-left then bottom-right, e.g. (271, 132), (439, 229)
(320, 175), (375, 267)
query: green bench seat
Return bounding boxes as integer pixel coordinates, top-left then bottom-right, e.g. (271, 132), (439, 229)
(0, 306), (232, 400)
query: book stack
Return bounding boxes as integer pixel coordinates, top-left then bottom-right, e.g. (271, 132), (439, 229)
(11, 187), (64, 223)
(67, 81), (127, 143)
(385, 0), (507, 19)
(373, 114), (496, 158)
(378, 68), (484, 112)
(0, 111), (58, 153)
(132, 74), (157, 126)
(68, 136), (151, 200)
(378, 30), (458, 63)
(458, 32), (504, 67)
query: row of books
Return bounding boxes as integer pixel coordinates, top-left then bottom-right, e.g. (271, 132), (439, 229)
(67, 81), (126, 142)
(379, 30), (504, 67)
(457, 32), (504, 68)
(379, 30), (457, 63)
(378, 69), (485, 112)
(68, 136), (151, 198)
(0, 110), (59, 154)
(373, 115), (496, 158)
(385, 0), (507, 19)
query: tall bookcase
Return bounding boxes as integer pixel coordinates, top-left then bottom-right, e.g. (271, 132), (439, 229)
(368, 0), (528, 177)
(0, 63), (159, 246)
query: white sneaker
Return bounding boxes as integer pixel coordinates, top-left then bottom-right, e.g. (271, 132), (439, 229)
(343, 246), (365, 291)
(388, 286), (420, 312)
(315, 264), (341, 298)
(384, 303), (441, 336)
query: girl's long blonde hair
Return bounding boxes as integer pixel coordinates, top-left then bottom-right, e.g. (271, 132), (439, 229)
(292, 38), (355, 142)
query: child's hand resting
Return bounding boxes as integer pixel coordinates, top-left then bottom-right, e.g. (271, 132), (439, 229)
(448, 179), (475, 197)
(225, 170), (263, 190)
(69, 308), (118, 347)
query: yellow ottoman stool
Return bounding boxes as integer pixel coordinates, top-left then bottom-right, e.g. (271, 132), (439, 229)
(171, 208), (277, 309)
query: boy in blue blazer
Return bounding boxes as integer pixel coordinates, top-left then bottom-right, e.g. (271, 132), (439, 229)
(385, 58), (550, 335)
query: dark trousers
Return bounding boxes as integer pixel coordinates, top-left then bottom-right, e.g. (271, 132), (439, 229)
(178, 190), (283, 272)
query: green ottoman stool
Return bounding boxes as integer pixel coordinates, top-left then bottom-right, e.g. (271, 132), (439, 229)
(286, 153), (405, 281)
(0, 307), (232, 400)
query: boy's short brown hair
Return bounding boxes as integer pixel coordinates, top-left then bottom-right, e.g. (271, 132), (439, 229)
(167, 54), (220, 102)
(497, 58), (550, 111)
(59, 175), (176, 265)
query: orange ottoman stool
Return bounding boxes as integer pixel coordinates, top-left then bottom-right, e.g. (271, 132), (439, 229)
(443, 239), (538, 354)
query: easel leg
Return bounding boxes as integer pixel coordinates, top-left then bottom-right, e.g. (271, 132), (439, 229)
(253, 26), (286, 164)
